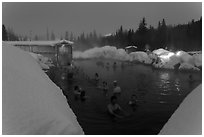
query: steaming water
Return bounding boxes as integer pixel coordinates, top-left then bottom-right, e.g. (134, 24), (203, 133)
(48, 59), (201, 135)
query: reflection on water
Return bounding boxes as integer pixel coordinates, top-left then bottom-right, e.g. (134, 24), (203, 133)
(160, 72), (169, 81)
(74, 59), (201, 104)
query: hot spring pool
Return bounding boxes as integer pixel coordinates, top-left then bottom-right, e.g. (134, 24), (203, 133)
(48, 59), (201, 135)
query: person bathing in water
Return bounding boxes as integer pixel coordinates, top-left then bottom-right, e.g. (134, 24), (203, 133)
(113, 80), (121, 96)
(102, 81), (109, 96)
(94, 73), (100, 86)
(128, 94), (138, 111)
(80, 90), (87, 102)
(189, 74), (194, 83)
(107, 96), (124, 121)
(73, 85), (81, 100)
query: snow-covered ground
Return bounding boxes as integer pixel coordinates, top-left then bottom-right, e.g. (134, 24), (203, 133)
(29, 52), (54, 70)
(73, 46), (202, 71)
(2, 44), (84, 135)
(159, 84), (202, 135)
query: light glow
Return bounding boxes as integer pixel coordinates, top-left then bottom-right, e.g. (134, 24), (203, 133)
(176, 51), (182, 56)
(159, 52), (175, 60)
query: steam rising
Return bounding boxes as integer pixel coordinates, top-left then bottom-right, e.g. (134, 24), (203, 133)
(73, 45), (150, 63)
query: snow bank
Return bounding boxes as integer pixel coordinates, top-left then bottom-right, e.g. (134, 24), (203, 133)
(193, 54), (202, 67)
(29, 52), (54, 70)
(179, 63), (200, 71)
(2, 44), (84, 135)
(73, 46), (201, 71)
(129, 51), (152, 64)
(152, 49), (201, 71)
(153, 48), (170, 56)
(159, 84), (202, 135)
(176, 51), (194, 64)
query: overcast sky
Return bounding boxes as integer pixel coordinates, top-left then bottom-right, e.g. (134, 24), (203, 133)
(2, 2), (202, 38)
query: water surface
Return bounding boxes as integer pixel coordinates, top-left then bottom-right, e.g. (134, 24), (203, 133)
(48, 59), (201, 135)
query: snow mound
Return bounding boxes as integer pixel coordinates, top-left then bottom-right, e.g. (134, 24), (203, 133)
(153, 48), (170, 56)
(2, 44), (84, 135)
(74, 46), (201, 71)
(177, 51), (194, 65)
(159, 84), (202, 135)
(192, 54), (202, 67)
(179, 63), (200, 71)
(29, 52), (54, 70)
(129, 51), (152, 64)
(153, 49), (201, 70)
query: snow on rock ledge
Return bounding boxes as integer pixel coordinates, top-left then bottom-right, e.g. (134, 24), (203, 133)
(2, 45), (84, 135)
(29, 52), (54, 70)
(159, 84), (202, 135)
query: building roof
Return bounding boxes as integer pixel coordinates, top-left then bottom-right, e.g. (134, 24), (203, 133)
(125, 46), (137, 49)
(3, 39), (74, 47)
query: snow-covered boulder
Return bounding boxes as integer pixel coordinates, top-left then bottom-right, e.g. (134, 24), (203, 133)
(148, 53), (158, 60)
(159, 84), (202, 135)
(153, 48), (170, 56)
(179, 63), (200, 71)
(162, 55), (181, 69)
(129, 51), (152, 64)
(152, 49), (201, 71)
(74, 46), (201, 71)
(192, 54), (202, 67)
(176, 51), (194, 65)
(2, 45), (84, 135)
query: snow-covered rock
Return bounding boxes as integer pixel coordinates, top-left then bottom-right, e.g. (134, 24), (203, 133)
(152, 49), (201, 70)
(176, 51), (194, 65)
(74, 46), (201, 71)
(179, 63), (200, 71)
(159, 84), (202, 135)
(129, 51), (152, 64)
(162, 55), (180, 69)
(153, 48), (170, 56)
(192, 54), (202, 67)
(2, 44), (84, 135)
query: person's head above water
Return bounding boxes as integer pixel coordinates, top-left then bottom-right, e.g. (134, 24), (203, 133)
(113, 80), (117, 86)
(110, 95), (117, 105)
(74, 85), (79, 90)
(95, 73), (99, 77)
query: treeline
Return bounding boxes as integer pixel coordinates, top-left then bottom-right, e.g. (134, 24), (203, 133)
(2, 17), (202, 51)
(100, 17), (202, 51)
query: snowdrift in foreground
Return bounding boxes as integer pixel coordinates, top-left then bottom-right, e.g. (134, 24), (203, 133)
(159, 84), (202, 135)
(29, 52), (54, 70)
(2, 45), (84, 135)
(73, 46), (201, 71)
